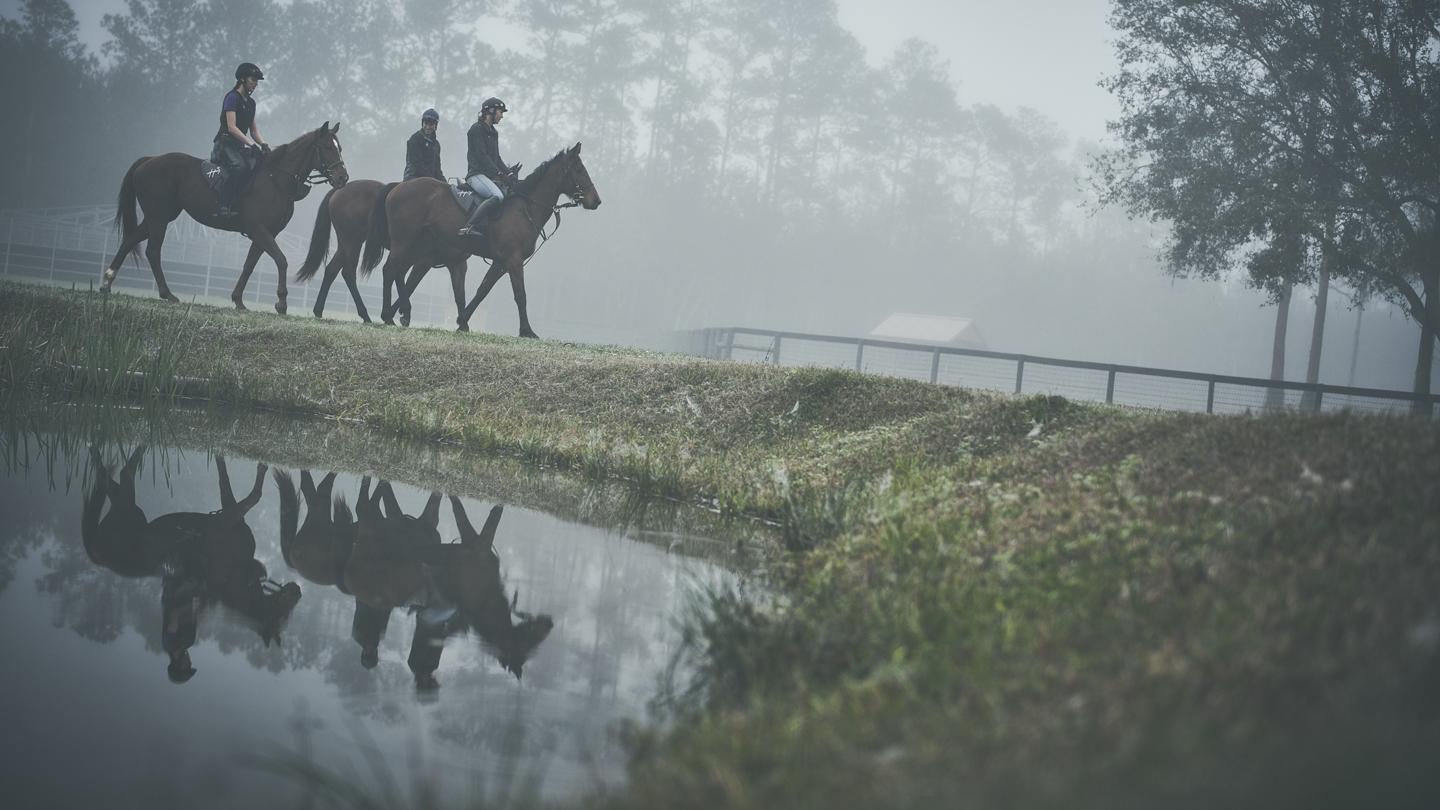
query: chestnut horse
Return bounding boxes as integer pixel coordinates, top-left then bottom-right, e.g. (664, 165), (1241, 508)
(294, 180), (399, 322)
(103, 122), (349, 313)
(363, 143), (600, 336)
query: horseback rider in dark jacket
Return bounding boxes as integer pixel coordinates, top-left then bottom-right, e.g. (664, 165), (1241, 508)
(404, 108), (444, 182)
(211, 62), (269, 216)
(459, 97), (513, 237)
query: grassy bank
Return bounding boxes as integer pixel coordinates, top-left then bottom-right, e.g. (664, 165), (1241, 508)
(2, 282), (1438, 808)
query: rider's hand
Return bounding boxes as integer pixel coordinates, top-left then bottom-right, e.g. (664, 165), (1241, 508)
(259, 142), (271, 153)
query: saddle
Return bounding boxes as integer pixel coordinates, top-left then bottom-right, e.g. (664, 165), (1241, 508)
(199, 159), (311, 208)
(449, 181), (482, 216)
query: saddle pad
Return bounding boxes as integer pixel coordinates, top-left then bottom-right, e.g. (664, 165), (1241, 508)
(200, 160), (227, 198)
(449, 183), (480, 215)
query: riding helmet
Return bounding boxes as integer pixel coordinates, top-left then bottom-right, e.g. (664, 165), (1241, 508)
(481, 97), (507, 113)
(421, 108), (440, 123)
(235, 62), (265, 81)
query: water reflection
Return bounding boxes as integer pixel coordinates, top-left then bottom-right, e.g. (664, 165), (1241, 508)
(275, 469), (555, 692)
(86, 447), (303, 683)
(0, 420), (756, 805)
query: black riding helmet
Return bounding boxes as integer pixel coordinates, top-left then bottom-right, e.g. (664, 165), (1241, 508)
(235, 62), (265, 81)
(481, 97), (507, 113)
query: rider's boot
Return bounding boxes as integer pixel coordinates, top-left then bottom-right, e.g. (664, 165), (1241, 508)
(457, 197), (501, 238)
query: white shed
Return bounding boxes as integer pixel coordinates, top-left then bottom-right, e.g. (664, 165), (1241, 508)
(869, 313), (988, 350)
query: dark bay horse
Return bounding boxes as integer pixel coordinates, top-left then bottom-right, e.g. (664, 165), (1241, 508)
(294, 180), (399, 322)
(103, 122), (349, 313)
(364, 143), (600, 335)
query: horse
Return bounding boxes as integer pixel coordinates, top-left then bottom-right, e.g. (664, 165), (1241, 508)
(273, 469), (359, 590)
(363, 142), (600, 336)
(294, 180), (399, 322)
(82, 446), (303, 680)
(102, 122), (349, 313)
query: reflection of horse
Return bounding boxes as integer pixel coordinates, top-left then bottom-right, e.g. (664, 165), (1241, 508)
(345, 479), (443, 679)
(82, 447), (302, 683)
(274, 469), (358, 590)
(102, 123), (349, 313)
(293, 180), (399, 322)
(365, 143), (601, 335)
(411, 499), (553, 681)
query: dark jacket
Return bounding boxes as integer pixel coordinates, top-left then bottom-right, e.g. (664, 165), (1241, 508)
(404, 130), (444, 181)
(466, 120), (507, 181)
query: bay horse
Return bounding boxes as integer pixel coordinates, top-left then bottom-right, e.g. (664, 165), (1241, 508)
(294, 180), (399, 322)
(103, 122), (349, 313)
(364, 142), (600, 335)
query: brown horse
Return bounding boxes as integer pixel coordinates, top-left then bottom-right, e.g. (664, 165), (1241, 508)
(294, 180), (399, 322)
(364, 143), (600, 335)
(103, 122), (349, 313)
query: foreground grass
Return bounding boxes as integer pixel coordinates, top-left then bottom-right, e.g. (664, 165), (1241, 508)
(3, 282), (1438, 808)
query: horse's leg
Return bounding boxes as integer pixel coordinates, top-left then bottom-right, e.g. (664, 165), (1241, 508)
(316, 472), (337, 508)
(236, 461), (268, 512)
(459, 261), (506, 328)
(232, 242), (266, 311)
(119, 444), (145, 504)
(103, 220), (151, 292)
(378, 252), (410, 324)
(340, 250), (372, 323)
(447, 262), (469, 332)
(241, 226), (290, 315)
(142, 221), (181, 302)
(396, 263), (431, 328)
(508, 265), (539, 339)
(420, 492), (441, 529)
(313, 252), (346, 319)
(217, 455), (236, 510)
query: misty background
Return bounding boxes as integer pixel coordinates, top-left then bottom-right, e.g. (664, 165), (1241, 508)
(0, 0), (1430, 392)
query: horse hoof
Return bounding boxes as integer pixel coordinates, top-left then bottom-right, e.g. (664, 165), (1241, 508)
(312, 309), (323, 319)
(381, 317), (394, 326)
(400, 314), (411, 327)
(457, 323), (470, 333)
(274, 300), (288, 315)
(520, 330), (539, 339)
(233, 298), (248, 311)
(161, 293), (179, 303)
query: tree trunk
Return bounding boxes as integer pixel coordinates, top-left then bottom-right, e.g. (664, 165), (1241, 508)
(1412, 268), (1437, 417)
(1300, 251), (1331, 412)
(1265, 279), (1293, 411)
(1347, 302), (1363, 387)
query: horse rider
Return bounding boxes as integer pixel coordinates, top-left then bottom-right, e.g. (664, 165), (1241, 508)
(404, 108), (444, 182)
(212, 62), (270, 216)
(458, 97), (514, 237)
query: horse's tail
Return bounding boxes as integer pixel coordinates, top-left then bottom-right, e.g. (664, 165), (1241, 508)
(295, 187), (337, 282)
(361, 182), (398, 277)
(273, 469), (299, 569)
(113, 157), (147, 260)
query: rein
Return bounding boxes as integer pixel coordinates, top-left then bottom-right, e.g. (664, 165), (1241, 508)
(268, 135), (343, 191)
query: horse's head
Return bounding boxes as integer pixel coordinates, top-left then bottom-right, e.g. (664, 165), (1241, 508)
(312, 121), (349, 188)
(560, 142), (601, 210)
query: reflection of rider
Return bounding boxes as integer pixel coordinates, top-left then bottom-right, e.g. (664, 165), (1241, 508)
(211, 62), (270, 216)
(459, 97), (512, 237)
(161, 540), (204, 683)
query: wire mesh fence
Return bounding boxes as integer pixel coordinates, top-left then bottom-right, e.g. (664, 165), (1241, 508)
(688, 327), (1437, 419)
(0, 205), (453, 325)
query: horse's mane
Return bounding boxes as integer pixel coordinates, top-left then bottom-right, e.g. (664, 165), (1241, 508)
(511, 150), (570, 198)
(261, 126), (324, 171)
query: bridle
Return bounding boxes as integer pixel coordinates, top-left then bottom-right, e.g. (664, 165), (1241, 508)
(276, 133), (346, 189)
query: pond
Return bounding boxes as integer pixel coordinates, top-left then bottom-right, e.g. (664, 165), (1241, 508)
(0, 410), (762, 808)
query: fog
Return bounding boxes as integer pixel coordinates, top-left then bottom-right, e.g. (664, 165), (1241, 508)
(0, 0), (1429, 391)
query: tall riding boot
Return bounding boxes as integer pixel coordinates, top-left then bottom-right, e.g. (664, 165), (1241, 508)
(458, 197), (502, 237)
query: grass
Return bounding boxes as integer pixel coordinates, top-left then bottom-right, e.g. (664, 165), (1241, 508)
(2, 281), (1438, 808)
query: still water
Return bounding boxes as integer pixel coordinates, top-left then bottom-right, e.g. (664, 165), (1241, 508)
(0, 428), (749, 807)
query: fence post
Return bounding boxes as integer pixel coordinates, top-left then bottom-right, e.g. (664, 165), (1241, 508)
(3, 214), (12, 277)
(1014, 358), (1025, 394)
(930, 349), (941, 384)
(772, 335), (782, 366)
(725, 329), (735, 361)
(49, 222), (59, 281)
(854, 340), (865, 372)
(1206, 379), (1216, 414)
(1105, 368), (1116, 404)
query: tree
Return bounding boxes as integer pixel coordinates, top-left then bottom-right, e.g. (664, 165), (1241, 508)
(1098, 0), (1440, 412)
